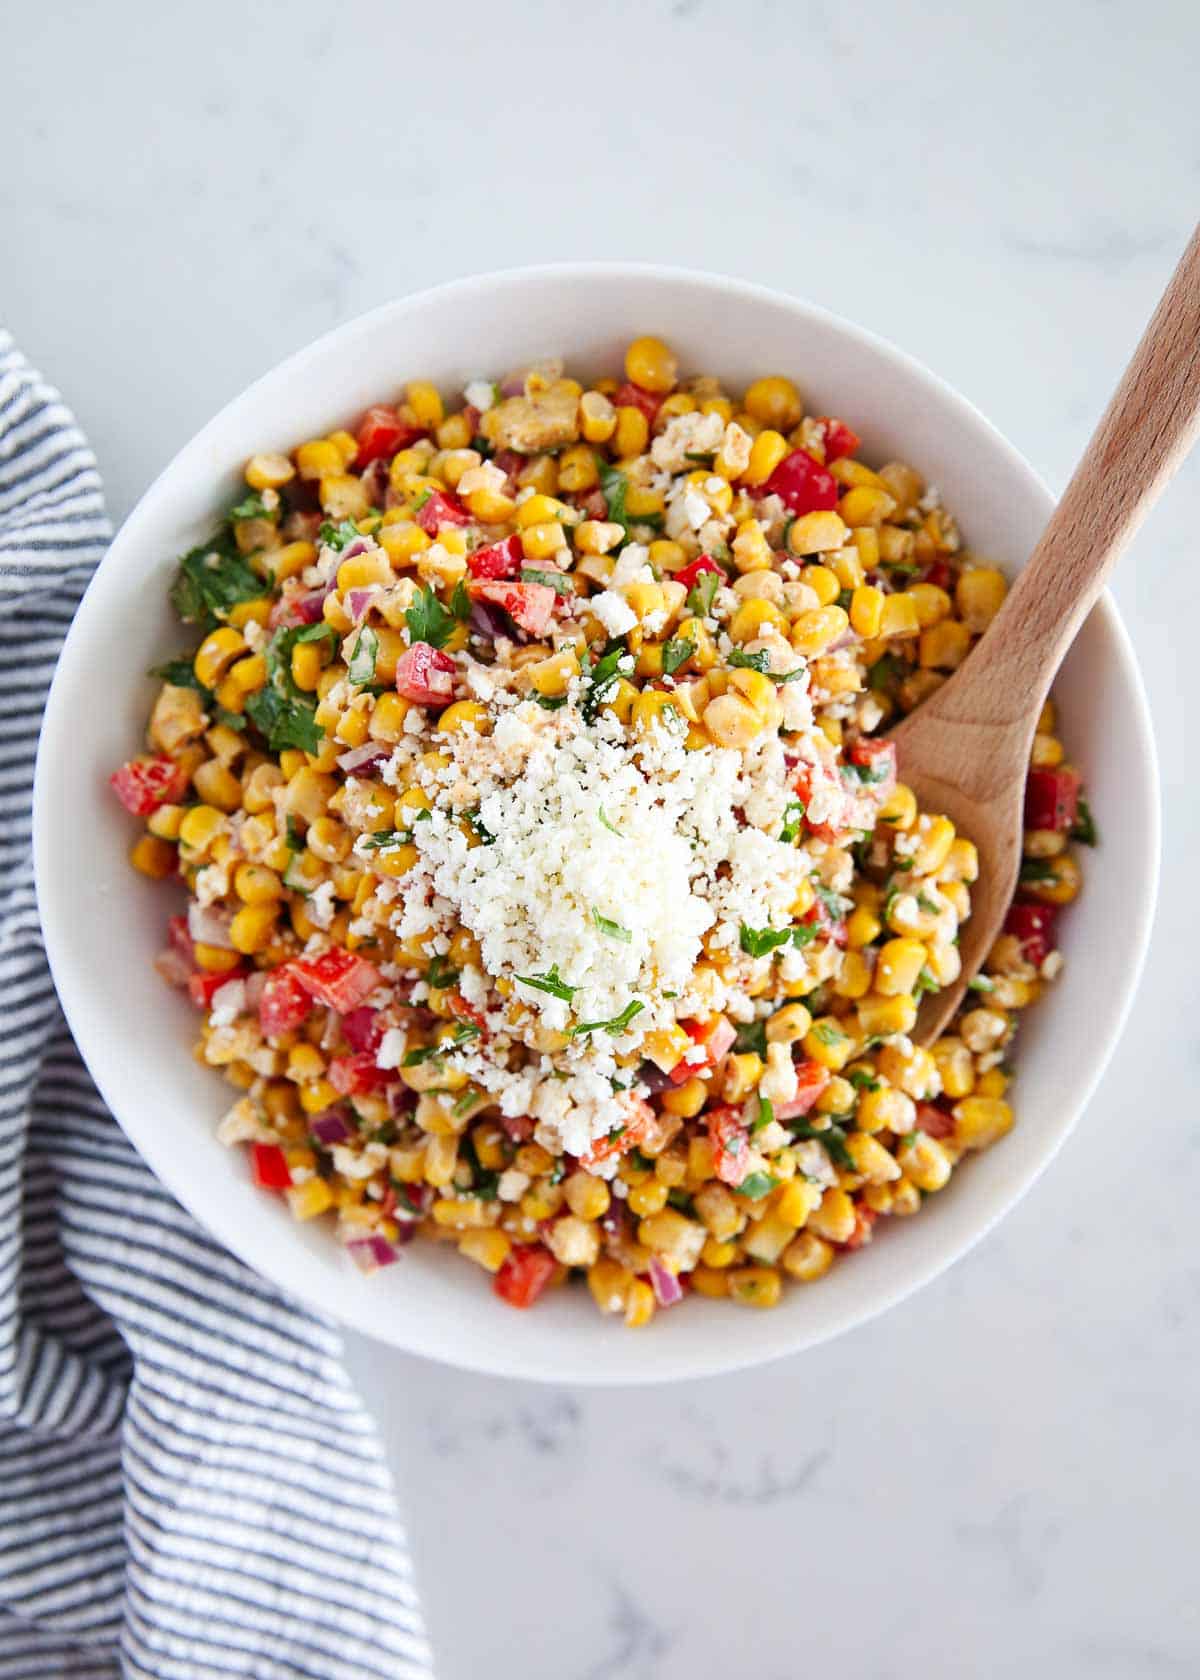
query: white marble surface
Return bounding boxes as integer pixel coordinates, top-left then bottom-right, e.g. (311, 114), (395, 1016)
(5, 2), (1200, 1674)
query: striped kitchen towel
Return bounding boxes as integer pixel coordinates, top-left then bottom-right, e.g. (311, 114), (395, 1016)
(0, 329), (434, 1680)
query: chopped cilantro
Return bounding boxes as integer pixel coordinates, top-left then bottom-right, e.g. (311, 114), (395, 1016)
(244, 624), (326, 754)
(169, 536), (263, 626)
(662, 636), (695, 676)
(685, 569), (720, 618)
(453, 1088), (482, 1120)
(361, 829), (412, 851)
(789, 1120), (855, 1172)
(406, 583), (461, 649)
(402, 1023), (479, 1066)
(598, 806), (622, 836)
(229, 491), (276, 523)
(739, 924), (796, 958)
(848, 1068), (880, 1092)
(317, 519), (364, 552)
(843, 758), (892, 787)
(1070, 795), (1098, 846)
(813, 882), (853, 919)
(1019, 857), (1057, 884)
(667, 1187), (695, 1212)
(534, 693), (568, 710)
(779, 800), (805, 844)
(728, 648), (771, 674)
(917, 892), (940, 914)
(515, 966), (577, 1002)
(750, 1095), (774, 1135)
(426, 953), (461, 991)
(465, 808), (496, 845)
(967, 974), (996, 993)
(213, 705), (247, 733)
(450, 577), (471, 621)
(597, 460), (631, 538)
(734, 1019), (768, 1057)
(150, 657), (208, 693)
(570, 999), (645, 1038)
(591, 908), (632, 944)
(914, 966), (939, 997)
(284, 816), (304, 852)
(811, 1020), (845, 1047)
(735, 1171), (779, 1200)
(348, 625), (379, 686)
(867, 652), (905, 692)
(520, 566), (574, 594)
(580, 641), (627, 722)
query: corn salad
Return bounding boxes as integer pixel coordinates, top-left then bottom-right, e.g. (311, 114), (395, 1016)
(111, 339), (1093, 1325)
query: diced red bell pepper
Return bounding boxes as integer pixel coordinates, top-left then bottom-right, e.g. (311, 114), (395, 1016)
(492, 449), (526, 483)
(250, 1142), (292, 1192)
(802, 896), (849, 948)
(847, 736), (897, 799)
(467, 533), (524, 581)
(187, 968), (247, 1011)
(772, 1060), (832, 1120)
(707, 1105), (751, 1187)
(415, 490), (470, 535)
(762, 449), (839, 517)
(494, 1244), (558, 1308)
(923, 560), (954, 591)
(1024, 766), (1081, 832)
(445, 993), (487, 1030)
(328, 1053), (399, 1097)
(110, 755), (188, 816)
(355, 403), (425, 466)
(916, 1102), (956, 1140)
(840, 1205), (879, 1251)
(1004, 901), (1060, 967)
(469, 579), (556, 637)
(581, 1096), (654, 1170)
(670, 1015), (736, 1083)
(292, 948), (381, 1013)
(395, 641), (457, 705)
(500, 1114), (536, 1143)
(813, 417), (861, 462)
(674, 555), (724, 594)
(259, 966), (314, 1037)
(613, 381), (663, 424)
(341, 1006), (384, 1055)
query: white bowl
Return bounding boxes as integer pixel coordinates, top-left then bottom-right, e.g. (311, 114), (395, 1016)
(34, 265), (1159, 1385)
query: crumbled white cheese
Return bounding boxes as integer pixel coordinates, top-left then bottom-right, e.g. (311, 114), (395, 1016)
(465, 378), (497, 412)
(591, 590), (638, 637)
(375, 1027), (408, 1070)
(306, 880), (336, 930)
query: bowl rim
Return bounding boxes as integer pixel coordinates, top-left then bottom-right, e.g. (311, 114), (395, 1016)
(33, 262), (1161, 1384)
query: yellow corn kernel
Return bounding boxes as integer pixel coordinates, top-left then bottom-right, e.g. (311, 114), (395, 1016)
(702, 692), (762, 749)
(906, 582), (951, 629)
(178, 804), (225, 855)
(633, 690), (683, 735)
(554, 445), (597, 494)
(849, 526), (879, 568)
(626, 579), (666, 621)
(879, 594), (921, 639)
(285, 1179), (335, 1222)
(875, 784), (916, 833)
(623, 336), (676, 393)
(919, 618), (972, 671)
(194, 627), (246, 689)
(228, 902), (278, 955)
(776, 1178), (821, 1229)
(805, 1186), (854, 1244)
(798, 565), (838, 608)
(722, 1052), (763, 1103)
(576, 389), (616, 444)
(318, 473), (369, 521)
(791, 605), (849, 657)
(942, 836), (980, 882)
(727, 1265), (782, 1308)
(432, 1197), (497, 1231)
(897, 1132), (952, 1192)
(623, 1278), (656, 1328)
(614, 406), (649, 458)
(803, 1017), (856, 1071)
(728, 598), (786, 644)
(846, 1132), (901, 1186)
(261, 540), (314, 586)
(856, 1083), (916, 1135)
(660, 1077), (708, 1119)
(233, 863), (282, 905)
(1031, 733), (1065, 769)
(912, 814), (956, 874)
(435, 700), (488, 738)
(564, 1172), (611, 1222)
(146, 803), (184, 841)
(287, 640), (322, 693)
(295, 439), (344, 480)
(766, 1002), (813, 1045)
(932, 1037), (975, 1100)
(327, 429), (358, 468)
(129, 834), (175, 878)
(838, 485), (896, 528)
(1023, 851), (1081, 906)
(956, 566), (1007, 632)
(827, 547), (865, 593)
(856, 992), (918, 1037)
(191, 759), (241, 814)
(782, 1230), (834, 1282)
(458, 1229), (512, 1273)
(306, 816), (350, 863)
(831, 950), (873, 1000)
(849, 584), (884, 638)
(627, 1179), (669, 1219)
(378, 523), (430, 567)
(741, 428), (788, 487)
(846, 905), (882, 949)
(875, 938), (927, 997)
(405, 381), (444, 429)
(787, 510), (847, 556)
(244, 452), (294, 490)
(462, 486), (515, 523)
(743, 376), (802, 431)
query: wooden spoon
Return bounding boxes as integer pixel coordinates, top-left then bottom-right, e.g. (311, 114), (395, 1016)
(896, 223), (1200, 1047)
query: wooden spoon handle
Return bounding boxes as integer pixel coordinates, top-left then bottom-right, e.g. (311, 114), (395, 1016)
(929, 221), (1200, 745)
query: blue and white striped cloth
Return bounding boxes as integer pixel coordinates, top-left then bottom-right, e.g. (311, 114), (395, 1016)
(0, 330), (434, 1679)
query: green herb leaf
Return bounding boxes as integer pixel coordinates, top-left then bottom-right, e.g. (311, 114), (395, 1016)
(913, 966), (939, 997)
(520, 566), (574, 595)
(867, 652), (905, 693)
(813, 883), (854, 919)
(229, 492), (276, 523)
(465, 808), (496, 845)
(515, 965), (577, 1002)
(453, 1088), (482, 1120)
(213, 705), (247, 733)
(728, 648), (771, 674)
(750, 1095), (774, 1135)
(170, 537), (263, 625)
(789, 1120), (855, 1172)
(426, 953), (461, 990)
(150, 657), (208, 693)
(739, 924), (795, 959)
(811, 1020), (845, 1047)
(295, 621), (337, 647)
(570, 999), (645, 1038)
(598, 460), (631, 537)
(843, 758), (892, 787)
(967, 974), (995, 993)
(534, 693), (568, 710)
(581, 641), (627, 722)
(245, 684), (323, 754)
(779, 800), (805, 844)
(598, 806), (622, 836)
(402, 1023), (480, 1066)
(1070, 795), (1098, 846)
(406, 584), (461, 650)
(1019, 857), (1057, 884)
(685, 569), (720, 618)
(662, 637), (695, 676)
(848, 1068), (880, 1092)
(591, 908), (632, 944)
(285, 815), (304, 852)
(734, 1171), (779, 1200)
(361, 829), (412, 851)
(348, 626), (379, 686)
(318, 519), (365, 552)
(734, 1019), (768, 1057)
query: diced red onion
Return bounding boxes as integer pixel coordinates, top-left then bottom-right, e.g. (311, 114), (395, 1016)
(648, 1256), (684, 1307)
(294, 587), (331, 624)
(636, 1060), (675, 1094)
(243, 971), (267, 1009)
(340, 538), (370, 561)
(187, 903), (234, 949)
(311, 1107), (356, 1145)
(500, 372), (526, 397)
(345, 586), (377, 622)
(469, 602), (508, 640)
(500, 1114), (535, 1142)
(345, 1234), (401, 1274)
(154, 948), (193, 989)
(336, 742), (390, 773)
